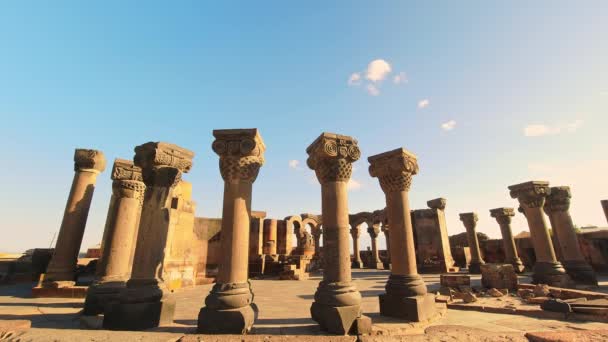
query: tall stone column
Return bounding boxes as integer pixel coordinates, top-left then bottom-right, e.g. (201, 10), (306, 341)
(382, 224), (391, 269)
(313, 228), (323, 257)
(490, 208), (525, 273)
(44, 149), (106, 287)
(509, 181), (570, 286)
(350, 225), (363, 269)
(198, 129), (265, 334)
(459, 213), (485, 274)
(367, 224), (384, 269)
(103, 142), (194, 330)
(546, 187), (597, 285)
(602, 200), (608, 224)
(263, 219), (278, 256)
(307, 132), (371, 335)
(543, 204), (564, 261)
(84, 159), (145, 315)
(369, 148), (435, 321)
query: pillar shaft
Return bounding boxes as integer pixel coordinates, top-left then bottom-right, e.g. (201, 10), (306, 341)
(45, 149), (106, 286)
(509, 181), (570, 286)
(351, 228), (361, 263)
(307, 132), (370, 335)
(369, 147), (435, 322)
(602, 200), (608, 224)
(459, 212), (485, 273)
(198, 129), (265, 335)
(490, 208), (524, 273)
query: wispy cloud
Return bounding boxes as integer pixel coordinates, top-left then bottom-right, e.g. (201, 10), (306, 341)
(524, 119), (584, 137)
(418, 99), (430, 109)
(347, 178), (362, 190)
(366, 59), (392, 82)
(288, 159), (300, 169)
(441, 120), (456, 131)
(366, 84), (380, 96)
(393, 72), (407, 85)
(347, 73), (361, 86)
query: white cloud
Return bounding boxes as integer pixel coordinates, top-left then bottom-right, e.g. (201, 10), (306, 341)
(441, 120), (456, 131)
(348, 178), (362, 190)
(418, 99), (430, 109)
(524, 119), (584, 137)
(366, 84), (380, 96)
(288, 160), (300, 169)
(393, 72), (407, 85)
(366, 59), (392, 82)
(347, 73), (361, 86)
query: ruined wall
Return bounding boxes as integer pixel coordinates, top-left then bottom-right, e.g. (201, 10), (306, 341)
(479, 239), (506, 263)
(193, 217), (222, 282)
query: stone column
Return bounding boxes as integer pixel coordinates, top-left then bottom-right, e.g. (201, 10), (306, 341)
(198, 129), (265, 334)
(543, 204), (564, 261)
(263, 219), (278, 256)
(369, 148), (435, 321)
(381, 224), (391, 269)
(459, 213), (485, 274)
(546, 187), (597, 285)
(103, 142), (193, 330)
(313, 229), (323, 257)
(490, 208), (525, 273)
(84, 159), (145, 315)
(367, 224), (384, 269)
(44, 149), (106, 287)
(350, 225), (363, 268)
(307, 132), (371, 335)
(509, 181), (570, 286)
(602, 200), (608, 224)
(427, 198), (456, 271)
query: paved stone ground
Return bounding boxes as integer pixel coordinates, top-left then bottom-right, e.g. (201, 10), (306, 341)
(0, 269), (607, 341)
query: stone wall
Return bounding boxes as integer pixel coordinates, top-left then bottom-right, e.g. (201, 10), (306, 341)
(192, 217), (222, 283)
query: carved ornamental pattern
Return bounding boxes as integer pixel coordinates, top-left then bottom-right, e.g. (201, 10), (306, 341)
(545, 186), (572, 213)
(134, 142), (194, 188)
(508, 181), (550, 209)
(490, 207), (515, 225)
(459, 212), (479, 229)
(212, 129), (265, 183)
(306, 132), (360, 183)
(368, 148), (419, 193)
(74, 149), (106, 173)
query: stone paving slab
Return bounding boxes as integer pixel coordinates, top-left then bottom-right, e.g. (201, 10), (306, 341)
(525, 329), (608, 342)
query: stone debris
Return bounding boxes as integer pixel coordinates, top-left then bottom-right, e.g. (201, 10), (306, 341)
(540, 299), (572, 313)
(480, 264), (518, 290)
(487, 288), (504, 297)
(463, 292), (478, 303)
(533, 284), (551, 297)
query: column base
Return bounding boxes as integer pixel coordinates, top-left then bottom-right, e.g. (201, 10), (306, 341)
(310, 302), (371, 335)
(41, 280), (76, 288)
(508, 258), (526, 273)
(382, 261), (391, 270)
(532, 262), (571, 287)
(197, 303), (258, 334)
(468, 261), (485, 274)
(83, 281), (125, 316)
(379, 293), (436, 321)
(102, 296), (175, 330)
(369, 262), (385, 270)
(562, 260), (598, 286)
(351, 261), (363, 269)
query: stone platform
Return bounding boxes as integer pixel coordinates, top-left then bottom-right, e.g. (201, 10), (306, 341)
(0, 270), (607, 340)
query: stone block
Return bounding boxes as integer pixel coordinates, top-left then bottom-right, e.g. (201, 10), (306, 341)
(540, 299), (572, 313)
(103, 297), (175, 330)
(525, 330), (608, 342)
(379, 293), (436, 321)
(480, 264), (518, 290)
(31, 285), (87, 298)
(197, 303), (257, 334)
(440, 274), (471, 288)
(310, 302), (362, 335)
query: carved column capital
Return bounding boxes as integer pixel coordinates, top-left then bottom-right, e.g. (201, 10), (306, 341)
(368, 148), (418, 193)
(111, 159), (146, 200)
(212, 129), (265, 183)
(508, 181), (550, 209)
(459, 212), (478, 229)
(74, 149), (106, 173)
(134, 142), (194, 187)
(545, 186), (571, 213)
(306, 132), (360, 183)
(427, 197), (447, 210)
(490, 207), (515, 225)
(367, 225), (381, 238)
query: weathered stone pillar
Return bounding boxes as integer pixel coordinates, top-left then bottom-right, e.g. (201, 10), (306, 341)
(312, 228), (323, 257)
(545, 187), (597, 285)
(198, 129), (265, 334)
(263, 219), (278, 256)
(490, 208), (525, 273)
(543, 204), (564, 261)
(381, 224), (391, 269)
(509, 181), (570, 286)
(602, 200), (608, 224)
(307, 132), (371, 335)
(103, 143), (193, 330)
(44, 149), (106, 287)
(350, 225), (363, 269)
(459, 213), (485, 274)
(367, 224), (384, 269)
(369, 148), (435, 321)
(84, 159), (145, 315)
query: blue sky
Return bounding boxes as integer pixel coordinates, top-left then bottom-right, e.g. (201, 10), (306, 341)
(1, 2), (607, 253)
